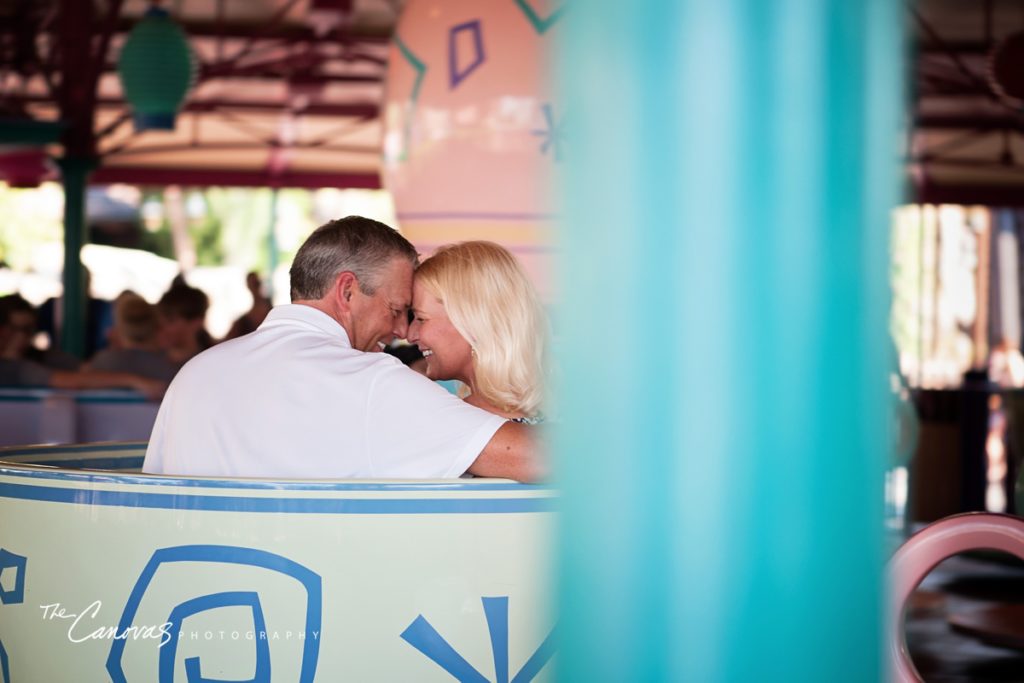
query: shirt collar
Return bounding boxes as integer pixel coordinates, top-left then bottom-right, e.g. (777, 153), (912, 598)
(262, 304), (352, 348)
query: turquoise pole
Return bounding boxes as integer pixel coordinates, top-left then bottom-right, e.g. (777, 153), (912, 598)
(57, 156), (96, 359)
(554, 1), (903, 680)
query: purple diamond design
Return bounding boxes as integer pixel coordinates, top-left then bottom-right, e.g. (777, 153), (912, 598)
(448, 20), (486, 90)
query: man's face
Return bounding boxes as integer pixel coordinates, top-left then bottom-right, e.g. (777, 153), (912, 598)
(347, 257), (413, 352)
(158, 314), (195, 350)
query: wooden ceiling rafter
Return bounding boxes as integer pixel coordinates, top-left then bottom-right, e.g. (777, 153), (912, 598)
(909, 0), (1024, 203)
(0, 0), (396, 189)
(105, 141), (377, 157)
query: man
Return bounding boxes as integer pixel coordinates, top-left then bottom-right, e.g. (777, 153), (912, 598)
(156, 281), (213, 365)
(143, 216), (541, 482)
(0, 294), (79, 370)
(224, 271), (272, 340)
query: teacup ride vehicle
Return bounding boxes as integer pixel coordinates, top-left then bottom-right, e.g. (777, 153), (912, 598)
(0, 441), (556, 682)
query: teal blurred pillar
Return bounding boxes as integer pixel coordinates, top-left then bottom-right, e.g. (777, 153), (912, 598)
(555, 1), (903, 681)
(58, 156), (96, 359)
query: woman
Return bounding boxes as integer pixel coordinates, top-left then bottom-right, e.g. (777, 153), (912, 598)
(407, 241), (547, 423)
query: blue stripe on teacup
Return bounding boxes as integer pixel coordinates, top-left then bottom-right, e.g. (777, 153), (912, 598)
(0, 442), (146, 457)
(0, 482), (555, 514)
(0, 464), (552, 492)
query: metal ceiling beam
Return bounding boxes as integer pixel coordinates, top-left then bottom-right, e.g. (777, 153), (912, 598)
(909, 157), (1024, 172)
(103, 142), (377, 157)
(916, 41), (991, 56)
(119, 18), (393, 42)
(68, 63), (385, 82)
(188, 99), (378, 117)
(914, 114), (1024, 130)
(0, 18), (394, 44)
(181, 23), (389, 44)
(915, 83), (992, 96)
(90, 165), (381, 189)
(916, 183), (1024, 206)
(911, 8), (996, 102)
(0, 61), (384, 83)
(198, 60), (382, 82)
(8, 94), (380, 118)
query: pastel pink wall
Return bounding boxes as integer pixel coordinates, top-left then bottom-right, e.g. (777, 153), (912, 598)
(382, 0), (562, 300)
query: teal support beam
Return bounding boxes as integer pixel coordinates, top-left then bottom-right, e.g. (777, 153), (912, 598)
(58, 156), (96, 359)
(555, 1), (903, 681)
(54, 0), (108, 359)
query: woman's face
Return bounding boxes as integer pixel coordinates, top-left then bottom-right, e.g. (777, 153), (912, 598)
(407, 280), (475, 385)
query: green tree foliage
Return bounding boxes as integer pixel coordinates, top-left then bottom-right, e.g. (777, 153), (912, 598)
(0, 183), (64, 269)
(138, 191), (175, 259)
(196, 187), (312, 273)
(1, 184), (366, 279)
(200, 187), (270, 270)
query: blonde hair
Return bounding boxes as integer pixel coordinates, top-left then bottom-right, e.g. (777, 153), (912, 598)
(416, 241), (547, 417)
(115, 293), (159, 345)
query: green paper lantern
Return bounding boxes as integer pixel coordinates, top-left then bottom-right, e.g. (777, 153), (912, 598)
(117, 6), (196, 131)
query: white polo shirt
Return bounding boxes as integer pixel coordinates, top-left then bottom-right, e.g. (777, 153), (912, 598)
(143, 305), (505, 478)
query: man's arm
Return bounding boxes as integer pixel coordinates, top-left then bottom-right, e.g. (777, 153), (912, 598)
(49, 369), (167, 400)
(466, 421), (545, 482)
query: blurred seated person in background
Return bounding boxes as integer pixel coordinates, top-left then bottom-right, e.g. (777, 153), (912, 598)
(87, 293), (178, 382)
(384, 340), (461, 396)
(383, 340), (429, 375)
(157, 281), (213, 365)
(37, 268), (114, 359)
(0, 295), (165, 398)
(407, 241), (548, 424)
(0, 295), (80, 370)
(990, 337), (1024, 388)
(224, 271), (272, 341)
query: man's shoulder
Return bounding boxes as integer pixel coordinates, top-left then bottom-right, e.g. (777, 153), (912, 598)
(175, 327), (389, 383)
(171, 338), (245, 382)
(367, 361), (482, 414)
(368, 356), (433, 387)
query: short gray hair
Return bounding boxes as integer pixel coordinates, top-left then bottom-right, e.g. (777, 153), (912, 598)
(289, 216), (418, 301)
